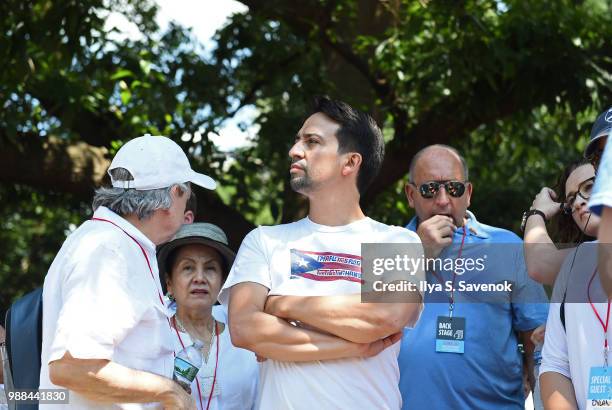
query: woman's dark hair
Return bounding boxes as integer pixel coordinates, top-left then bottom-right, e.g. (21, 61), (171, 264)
(552, 158), (597, 244)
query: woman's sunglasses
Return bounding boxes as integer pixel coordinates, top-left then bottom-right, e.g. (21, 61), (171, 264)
(561, 176), (595, 215)
(411, 180), (467, 199)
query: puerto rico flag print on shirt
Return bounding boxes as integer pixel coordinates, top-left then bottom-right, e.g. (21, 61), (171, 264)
(290, 249), (362, 283)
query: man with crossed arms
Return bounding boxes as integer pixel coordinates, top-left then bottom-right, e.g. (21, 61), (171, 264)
(219, 97), (424, 409)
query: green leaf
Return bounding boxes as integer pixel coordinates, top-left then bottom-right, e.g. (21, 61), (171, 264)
(110, 69), (134, 81)
(139, 59), (151, 76)
(120, 89), (131, 105)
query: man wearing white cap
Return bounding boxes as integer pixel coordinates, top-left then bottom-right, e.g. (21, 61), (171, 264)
(39, 135), (215, 409)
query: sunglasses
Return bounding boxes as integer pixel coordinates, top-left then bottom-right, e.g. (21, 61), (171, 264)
(561, 176), (595, 215)
(411, 180), (467, 199)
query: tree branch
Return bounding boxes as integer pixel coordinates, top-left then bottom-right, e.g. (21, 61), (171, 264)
(362, 78), (542, 206)
(0, 133), (256, 245)
(0, 133), (110, 198)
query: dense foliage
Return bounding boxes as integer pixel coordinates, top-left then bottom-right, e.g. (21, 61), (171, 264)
(1, 0), (611, 315)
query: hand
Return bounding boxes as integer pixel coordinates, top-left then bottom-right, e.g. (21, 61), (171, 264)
(532, 187), (560, 220)
(163, 383), (196, 410)
(356, 332), (403, 358)
(256, 353), (268, 363)
(416, 215), (456, 259)
(264, 295), (288, 318)
(530, 324), (546, 345)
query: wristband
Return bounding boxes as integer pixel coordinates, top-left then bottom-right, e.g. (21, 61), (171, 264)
(521, 209), (546, 232)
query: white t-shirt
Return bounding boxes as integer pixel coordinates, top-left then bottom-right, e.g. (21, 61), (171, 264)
(540, 242), (610, 410)
(218, 216), (423, 410)
(40, 207), (175, 409)
(589, 123), (612, 216)
(170, 305), (258, 410)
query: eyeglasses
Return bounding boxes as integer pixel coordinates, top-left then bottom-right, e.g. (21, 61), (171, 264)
(411, 180), (467, 199)
(562, 176), (595, 215)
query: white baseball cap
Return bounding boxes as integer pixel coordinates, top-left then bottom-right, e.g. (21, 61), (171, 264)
(108, 134), (216, 190)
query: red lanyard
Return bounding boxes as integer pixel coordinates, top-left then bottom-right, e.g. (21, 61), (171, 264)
(93, 216), (220, 407)
(430, 226), (467, 317)
(587, 268), (611, 366)
(173, 317), (220, 410)
(92, 217), (165, 306)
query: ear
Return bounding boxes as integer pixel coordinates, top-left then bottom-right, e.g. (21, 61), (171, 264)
(341, 153), (362, 177)
(465, 182), (473, 208)
(170, 185), (181, 197)
(183, 210), (194, 224)
(166, 276), (173, 296)
(405, 183), (416, 209)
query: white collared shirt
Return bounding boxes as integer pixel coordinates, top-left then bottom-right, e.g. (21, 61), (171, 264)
(39, 207), (175, 409)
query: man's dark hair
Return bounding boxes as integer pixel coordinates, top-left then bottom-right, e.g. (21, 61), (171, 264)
(312, 96), (384, 195)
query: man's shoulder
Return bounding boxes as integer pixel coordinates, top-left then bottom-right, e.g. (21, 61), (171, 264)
(239, 219), (307, 248)
(367, 219), (422, 243)
(471, 220), (521, 243)
(62, 220), (140, 257)
(252, 219), (305, 236)
(43, 221), (139, 290)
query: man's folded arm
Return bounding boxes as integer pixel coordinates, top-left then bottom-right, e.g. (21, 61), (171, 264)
(49, 352), (194, 408)
(228, 282), (398, 361)
(265, 290), (422, 344)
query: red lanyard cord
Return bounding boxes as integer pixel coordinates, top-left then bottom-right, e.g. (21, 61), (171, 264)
(430, 226), (468, 309)
(173, 317), (220, 410)
(208, 325), (219, 410)
(587, 268), (611, 359)
(93, 217), (220, 407)
(91, 217), (167, 314)
(450, 226), (467, 306)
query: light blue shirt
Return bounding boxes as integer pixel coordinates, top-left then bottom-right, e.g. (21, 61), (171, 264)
(398, 211), (548, 410)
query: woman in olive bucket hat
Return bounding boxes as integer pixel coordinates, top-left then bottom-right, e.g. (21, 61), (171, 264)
(157, 223), (258, 410)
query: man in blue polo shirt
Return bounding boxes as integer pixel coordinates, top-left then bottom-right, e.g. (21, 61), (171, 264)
(398, 144), (548, 409)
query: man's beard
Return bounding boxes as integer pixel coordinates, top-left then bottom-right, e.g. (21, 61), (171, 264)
(290, 173), (313, 193)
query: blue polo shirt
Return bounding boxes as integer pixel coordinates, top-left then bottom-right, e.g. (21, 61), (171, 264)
(398, 211), (548, 410)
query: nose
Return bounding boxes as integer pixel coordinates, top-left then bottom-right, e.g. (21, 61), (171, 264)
(288, 140), (304, 161)
(574, 195), (587, 213)
(193, 266), (208, 284)
(434, 186), (451, 207)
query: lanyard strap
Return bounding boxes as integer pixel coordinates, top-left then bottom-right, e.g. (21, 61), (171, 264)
(91, 217), (167, 314)
(173, 317), (219, 410)
(587, 268), (611, 366)
(430, 226), (467, 317)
